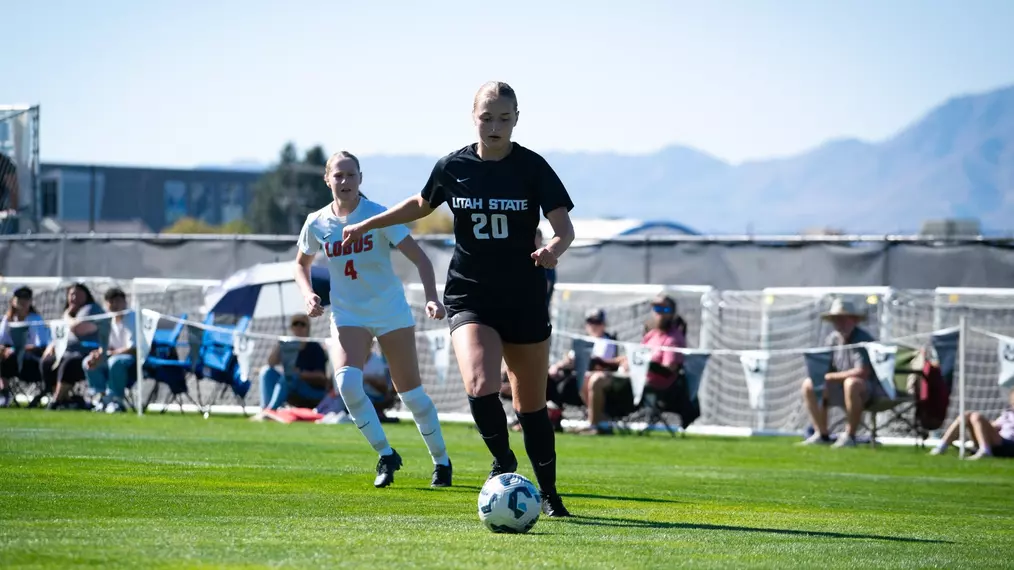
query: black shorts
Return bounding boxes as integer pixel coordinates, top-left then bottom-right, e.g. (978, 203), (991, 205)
(995, 438), (1014, 458)
(448, 307), (551, 345)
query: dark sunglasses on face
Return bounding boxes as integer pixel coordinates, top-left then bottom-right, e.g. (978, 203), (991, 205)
(291, 321), (308, 328)
(652, 304), (673, 314)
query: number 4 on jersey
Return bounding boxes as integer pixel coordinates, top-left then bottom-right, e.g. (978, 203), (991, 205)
(344, 259), (358, 280)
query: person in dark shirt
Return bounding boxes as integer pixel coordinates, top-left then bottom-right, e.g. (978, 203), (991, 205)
(255, 314), (330, 415)
(341, 81), (576, 517)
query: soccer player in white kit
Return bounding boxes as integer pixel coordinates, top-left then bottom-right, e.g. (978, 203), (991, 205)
(294, 150), (452, 489)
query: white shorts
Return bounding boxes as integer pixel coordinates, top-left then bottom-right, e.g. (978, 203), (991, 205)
(329, 304), (415, 339)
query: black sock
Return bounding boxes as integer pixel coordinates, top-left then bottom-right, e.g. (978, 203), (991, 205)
(517, 406), (557, 495)
(468, 394), (513, 462)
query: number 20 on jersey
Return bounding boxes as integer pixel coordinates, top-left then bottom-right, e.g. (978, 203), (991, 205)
(471, 213), (509, 240)
(325, 234), (373, 280)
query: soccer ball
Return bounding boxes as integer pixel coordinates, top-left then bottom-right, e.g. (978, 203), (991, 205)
(477, 472), (541, 534)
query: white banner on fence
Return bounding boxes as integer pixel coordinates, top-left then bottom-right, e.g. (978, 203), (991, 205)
(866, 342), (898, 400)
(50, 320), (69, 367)
(233, 333), (256, 382)
(998, 334), (1014, 389)
(278, 339), (302, 378)
(739, 351), (769, 410)
(426, 329), (451, 385)
(138, 309), (160, 363)
(625, 343), (654, 406)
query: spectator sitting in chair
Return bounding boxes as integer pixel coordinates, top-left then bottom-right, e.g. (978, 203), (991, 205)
(800, 298), (882, 448)
(253, 314), (329, 420)
(82, 288), (136, 413)
(0, 286), (49, 407)
(503, 308), (620, 431)
(930, 389), (1014, 460)
(39, 283), (105, 410)
(578, 294), (687, 435)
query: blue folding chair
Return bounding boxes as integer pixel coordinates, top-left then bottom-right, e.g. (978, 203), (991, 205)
(140, 313), (199, 414)
(191, 313), (253, 415)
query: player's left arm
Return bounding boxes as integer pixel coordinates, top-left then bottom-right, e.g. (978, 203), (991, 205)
(396, 236), (440, 305)
(534, 154), (576, 263)
(544, 208), (575, 259)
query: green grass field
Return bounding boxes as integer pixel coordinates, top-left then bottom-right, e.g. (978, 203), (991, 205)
(2, 410), (1012, 569)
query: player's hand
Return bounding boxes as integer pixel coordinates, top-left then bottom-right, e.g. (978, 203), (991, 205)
(425, 300), (446, 320)
(305, 294), (325, 318)
(531, 247), (558, 269)
(342, 222), (366, 247)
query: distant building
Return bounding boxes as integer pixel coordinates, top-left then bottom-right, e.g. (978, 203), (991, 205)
(538, 217), (699, 246)
(800, 226), (845, 236)
(37, 163), (263, 233)
(919, 218), (982, 238)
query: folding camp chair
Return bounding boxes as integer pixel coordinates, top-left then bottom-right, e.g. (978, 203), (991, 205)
(139, 313), (201, 414)
(192, 313), (253, 415)
(615, 365), (703, 437)
(4, 322), (47, 407)
(864, 347), (932, 448)
(807, 345), (925, 448)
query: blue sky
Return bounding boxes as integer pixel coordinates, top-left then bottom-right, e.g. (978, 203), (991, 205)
(3, 0), (1013, 168)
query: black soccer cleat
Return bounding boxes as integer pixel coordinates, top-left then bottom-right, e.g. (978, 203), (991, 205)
(431, 460), (453, 488)
(540, 490), (572, 517)
(487, 450), (519, 480)
(373, 449), (403, 488)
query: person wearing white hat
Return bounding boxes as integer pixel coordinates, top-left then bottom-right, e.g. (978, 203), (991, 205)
(800, 298), (883, 448)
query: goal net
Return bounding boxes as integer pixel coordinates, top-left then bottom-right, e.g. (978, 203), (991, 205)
(0, 276), (217, 407)
(5, 275), (1010, 430)
(698, 287), (895, 432)
(404, 283), (713, 415)
(0, 105), (39, 235)
(903, 288), (1014, 425)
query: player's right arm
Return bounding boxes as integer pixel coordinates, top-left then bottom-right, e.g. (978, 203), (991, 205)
(343, 161), (445, 246)
(294, 215), (324, 318)
(342, 195), (434, 246)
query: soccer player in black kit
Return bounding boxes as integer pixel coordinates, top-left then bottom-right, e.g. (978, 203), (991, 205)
(342, 81), (576, 517)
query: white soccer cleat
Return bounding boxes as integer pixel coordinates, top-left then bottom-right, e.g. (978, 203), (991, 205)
(831, 435), (857, 448)
(800, 432), (831, 445)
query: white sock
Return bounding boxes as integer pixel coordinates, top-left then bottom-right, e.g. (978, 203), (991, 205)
(335, 366), (393, 457)
(399, 386), (449, 466)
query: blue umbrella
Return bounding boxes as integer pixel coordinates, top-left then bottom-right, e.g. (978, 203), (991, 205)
(202, 261), (332, 322)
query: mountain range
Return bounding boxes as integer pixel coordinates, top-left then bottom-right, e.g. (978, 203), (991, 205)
(205, 83), (1014, 234)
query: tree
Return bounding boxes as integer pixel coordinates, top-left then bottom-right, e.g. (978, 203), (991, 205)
(162, 217), (252, 235)
(247, 142), (331, 234)
(219, 219), (253, 234)
(412, 206), (454, 234)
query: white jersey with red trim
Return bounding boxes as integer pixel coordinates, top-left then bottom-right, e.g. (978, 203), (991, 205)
(297, 198), (413, 323)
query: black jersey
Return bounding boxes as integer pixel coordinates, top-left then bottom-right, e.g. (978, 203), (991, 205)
(420, 143), (574, 313)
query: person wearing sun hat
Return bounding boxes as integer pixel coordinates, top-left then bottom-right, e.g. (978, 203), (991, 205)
(800, 297), (883, 448)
